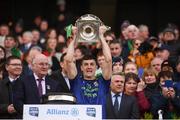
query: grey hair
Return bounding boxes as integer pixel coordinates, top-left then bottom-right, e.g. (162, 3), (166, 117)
(138, 24), (149, 32)
(126, 25), (139, 33)
(111, 72), (125, 79)
(23, 31), (33, 38)
(30, 46), (42, 52)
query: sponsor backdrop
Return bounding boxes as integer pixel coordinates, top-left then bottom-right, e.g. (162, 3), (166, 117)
(23, 105), (102, 120)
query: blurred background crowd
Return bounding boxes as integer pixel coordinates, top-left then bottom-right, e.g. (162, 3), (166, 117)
(0, 0), (180, 119)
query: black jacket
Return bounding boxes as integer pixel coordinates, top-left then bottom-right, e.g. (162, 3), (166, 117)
(0, 77), (19, 119)
(50, 70), (71, 93)
(105, 92), (140, 119)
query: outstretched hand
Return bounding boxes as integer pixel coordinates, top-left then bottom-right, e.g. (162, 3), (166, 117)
(137, 79), (146, 92)
(72, 26), (78, 41)
(99, 25), (108, 38)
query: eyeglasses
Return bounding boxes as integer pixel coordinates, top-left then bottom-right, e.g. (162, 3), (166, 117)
(8, 63), (22, 67)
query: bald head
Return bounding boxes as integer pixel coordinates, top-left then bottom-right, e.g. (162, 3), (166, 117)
(33, 54), (48, 64)
(32, 54), (49, 78)
(151, 57), (163, 65)
(151, 57), (163, 74)
(126, 25), (139, 40)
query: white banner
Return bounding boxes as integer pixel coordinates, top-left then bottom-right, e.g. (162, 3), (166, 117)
(23, 104), (102, 120)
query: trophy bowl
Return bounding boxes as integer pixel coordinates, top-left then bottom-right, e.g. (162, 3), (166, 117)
(75, 14), (110, 43)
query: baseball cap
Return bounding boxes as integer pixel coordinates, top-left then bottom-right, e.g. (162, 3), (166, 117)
(148, 36), (158, 42)
(163, 28), (176, 37)
(154, 44), (171, 51)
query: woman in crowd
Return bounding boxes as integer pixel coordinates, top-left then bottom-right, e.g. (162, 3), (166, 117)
(142, 67), (161, 98)
(150, 70), (180, 119)
(0, 46), (7, 80)
(57, 34), (66, 44)
(141, 67), (161, 118)
(124, 72), (150, 118)
(128, 39), (142, 62)
(45, 28), (57, 40)
(0, 46), (6, 63)
(112, 57), (124, 74)
(130, 41), (154, 68)
(43, 37), (60, 74)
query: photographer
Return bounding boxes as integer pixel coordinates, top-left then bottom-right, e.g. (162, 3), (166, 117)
(150, 70), (180, 119)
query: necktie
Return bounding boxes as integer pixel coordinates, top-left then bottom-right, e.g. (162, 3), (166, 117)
(114, 94), (119, 116)
(11, 80), (15, 85)
(25, 45), (29, 50)
(37, 79), (43, 97)
(9, 80), (15, 104)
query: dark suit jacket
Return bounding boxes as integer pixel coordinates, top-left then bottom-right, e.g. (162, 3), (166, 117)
(22, 64), (33, 77)
(0, 77), (18, 118)
(50, 70), (71, 93)
(106, 92), (140, 119)
(19, 44), (34, 53)
(13, 74), (62, 116)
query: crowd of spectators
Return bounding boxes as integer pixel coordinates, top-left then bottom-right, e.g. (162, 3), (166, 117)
(0, 1), (180, 119)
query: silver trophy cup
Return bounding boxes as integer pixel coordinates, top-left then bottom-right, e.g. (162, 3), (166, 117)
(75, 14), (110, 43)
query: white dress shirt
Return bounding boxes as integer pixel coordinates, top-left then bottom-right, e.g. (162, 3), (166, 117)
(34, 73), (46, 95)
(8, 76), (19, 83)
(111, 91), (122, 109)
(62, 72), (70, 89)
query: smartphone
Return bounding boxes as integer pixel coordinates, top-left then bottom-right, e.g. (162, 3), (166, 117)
(174, 82), (180, 90)
(164, 80), (174, 88)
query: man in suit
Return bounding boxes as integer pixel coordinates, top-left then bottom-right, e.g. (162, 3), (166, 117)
(21, 46), (42, 77)
(19, 31), (34, 54)
(50, 53), (71, 93)
(105, 72), (140, 119)
(13, 54), (62, 117)
(0, 56), (22, 119)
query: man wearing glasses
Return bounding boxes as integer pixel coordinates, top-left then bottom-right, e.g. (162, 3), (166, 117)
(0, 56), (22, 119)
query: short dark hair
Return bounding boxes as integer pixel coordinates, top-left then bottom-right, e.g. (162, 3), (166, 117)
(158, 71), (173, 80)
(5, 35), (16, 41)
(109, 40), (122, 47)
(81, 54), (96, 65)
(60, 53), (67, 62)
(161, 60), (173, 72)
(6, 56), (21, 65)
(0, 45), (6, 59)
(125, 72), (140, 83)
(96, 50), (103, 58)
(56, 43), (67, 52)
(75, 45), (90, 56)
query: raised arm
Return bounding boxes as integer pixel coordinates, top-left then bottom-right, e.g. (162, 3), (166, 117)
(64, 27), (78, 79)
(99, 26), (112, 80)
